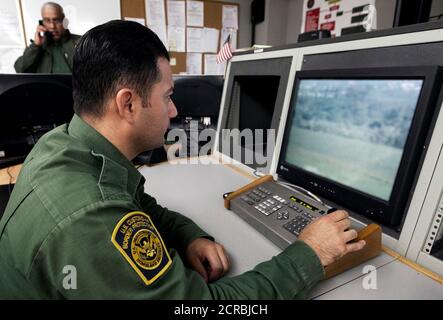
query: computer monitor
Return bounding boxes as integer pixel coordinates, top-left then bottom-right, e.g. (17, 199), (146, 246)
(171, 75), (223, 119)
(277, 66), (442, 227)
(217, 57), (292, 171)
(0, 74), (73, 168)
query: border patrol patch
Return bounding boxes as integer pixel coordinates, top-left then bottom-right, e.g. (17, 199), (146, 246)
(111, 211), (172, 285)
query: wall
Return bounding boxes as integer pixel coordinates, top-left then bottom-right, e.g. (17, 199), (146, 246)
(285, 0), (303, 45)
(254, 0), (288, 46)
(430, 0), (443, 19)
(256, 0), (398, 47)
(375, 0), (396, 30)
(267, 0), (289, 46)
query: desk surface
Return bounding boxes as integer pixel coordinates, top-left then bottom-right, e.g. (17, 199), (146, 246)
(139, 161), (443, 299)
(1, 161), (441, 298)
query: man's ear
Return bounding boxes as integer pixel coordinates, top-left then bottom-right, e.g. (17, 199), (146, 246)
(62, 17), (69, 29)
(115, 88), (136, 123)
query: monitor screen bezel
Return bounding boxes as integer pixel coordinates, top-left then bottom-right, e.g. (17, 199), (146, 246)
(277, 66), (442, 226)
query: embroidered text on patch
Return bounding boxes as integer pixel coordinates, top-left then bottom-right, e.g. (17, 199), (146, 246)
(111, 211), (172, 285)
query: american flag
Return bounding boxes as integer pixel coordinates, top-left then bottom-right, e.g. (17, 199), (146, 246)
(216, 34), (233, 64)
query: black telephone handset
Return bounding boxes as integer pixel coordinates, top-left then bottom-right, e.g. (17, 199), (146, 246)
(38, 20), (54, 42)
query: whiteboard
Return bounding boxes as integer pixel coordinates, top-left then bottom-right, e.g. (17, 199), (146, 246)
(0, 0), (25, 46)
(21, 0), (121, 41)
(0, 0), (25, 73)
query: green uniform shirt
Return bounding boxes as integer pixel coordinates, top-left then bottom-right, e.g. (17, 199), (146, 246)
(0, 115), (324, 299)
(14, 31), (80, 74)
(51, 42), (72, 74)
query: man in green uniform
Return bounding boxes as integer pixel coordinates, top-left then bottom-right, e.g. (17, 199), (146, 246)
(0, 20), (365, 299)
(14, 2), (80, 73)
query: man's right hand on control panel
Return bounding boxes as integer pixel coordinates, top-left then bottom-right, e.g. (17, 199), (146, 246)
(298, 210), (366, 267)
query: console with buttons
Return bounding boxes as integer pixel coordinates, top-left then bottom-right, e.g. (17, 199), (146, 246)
(227, 176), (334, 249)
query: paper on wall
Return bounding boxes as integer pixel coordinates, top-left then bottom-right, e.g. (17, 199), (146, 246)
(167, 26), (185, 52)
(186, 0), (204, 27)
(222, 5), (238, 29)
(167, 0), (186, 27)
(186, 52), (202, 74)
(204, 54), (225, 75)
(146, 0), (166, 26)
(187, 27), (203, 52)
(203, 28), (219, 53)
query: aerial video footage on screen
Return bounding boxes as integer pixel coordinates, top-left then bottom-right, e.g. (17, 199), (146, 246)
(284, 78), (423, 201)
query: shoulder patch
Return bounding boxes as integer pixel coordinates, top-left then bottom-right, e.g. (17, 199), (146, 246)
(111, 211), (172, 285)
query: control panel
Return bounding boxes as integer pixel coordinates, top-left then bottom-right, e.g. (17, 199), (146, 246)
(229, 178), (334, 249)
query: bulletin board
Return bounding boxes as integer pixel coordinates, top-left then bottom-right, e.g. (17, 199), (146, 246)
(120, 0), (239, 75)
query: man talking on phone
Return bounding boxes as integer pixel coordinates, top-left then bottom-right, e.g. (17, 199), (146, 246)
(14, 2), (81, 74)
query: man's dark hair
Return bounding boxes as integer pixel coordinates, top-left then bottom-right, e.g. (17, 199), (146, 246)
(73, 20), (170, 117)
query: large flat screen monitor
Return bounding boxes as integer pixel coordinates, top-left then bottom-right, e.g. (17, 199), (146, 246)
(0, 74), (73, 168)
(277, 66), (442, 226)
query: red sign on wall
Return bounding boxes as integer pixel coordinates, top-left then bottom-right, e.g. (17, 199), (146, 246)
(305, 8), (320, 31)
(320, 21), (336, 31)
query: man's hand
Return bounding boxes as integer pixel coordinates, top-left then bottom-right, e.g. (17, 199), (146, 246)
(34, 24), (47, 46)
(299, 210), (366, 266)
(185, 238), (230, 283)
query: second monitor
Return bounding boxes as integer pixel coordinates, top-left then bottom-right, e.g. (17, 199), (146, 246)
(217, 57), (293, 170)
